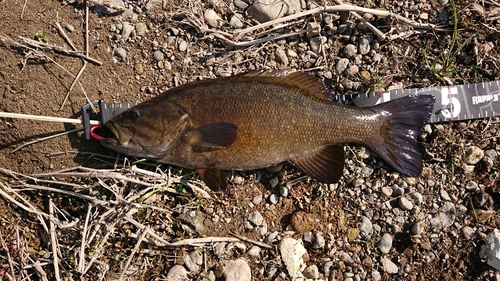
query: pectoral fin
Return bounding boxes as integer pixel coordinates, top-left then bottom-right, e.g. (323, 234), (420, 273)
(197, 168), (228, 191)
(184, 123), (238, 153)
(291, 145), (345, 184)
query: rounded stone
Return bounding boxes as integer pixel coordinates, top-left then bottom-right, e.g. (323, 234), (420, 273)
(204, 9), (222, 28)
(343, 44), (357, 58)
(335, 58), (350, 74)
(398, 197), (414, 211)
(223, 259), (251, 281)
(378, 233), (393, 254)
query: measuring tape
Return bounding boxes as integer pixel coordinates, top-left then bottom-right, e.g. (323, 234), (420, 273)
(335, 80), (500, 123)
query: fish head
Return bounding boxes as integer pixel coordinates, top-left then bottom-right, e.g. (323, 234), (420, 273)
(101, 101), (189, 159)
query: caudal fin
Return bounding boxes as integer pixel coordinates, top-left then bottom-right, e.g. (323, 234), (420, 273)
(367, 95), (435, 177)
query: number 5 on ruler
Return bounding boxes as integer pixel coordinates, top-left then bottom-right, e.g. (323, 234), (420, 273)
(441, 87), (461, 119)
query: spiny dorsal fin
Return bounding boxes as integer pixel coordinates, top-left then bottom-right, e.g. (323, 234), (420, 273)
(291, 145), (345, 184)
(232, 70), (333, 101)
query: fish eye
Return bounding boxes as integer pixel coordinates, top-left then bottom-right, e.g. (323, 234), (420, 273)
(127, 110), (139, 121)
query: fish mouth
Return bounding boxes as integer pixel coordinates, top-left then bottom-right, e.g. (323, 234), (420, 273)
(100, 122), (143, 155)
(104, 121), (133, 145)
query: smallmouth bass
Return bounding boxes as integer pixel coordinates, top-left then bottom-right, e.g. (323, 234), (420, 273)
(101, 71), (435, 190)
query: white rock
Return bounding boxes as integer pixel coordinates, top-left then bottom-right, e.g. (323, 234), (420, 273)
(246, 0), (302, 22)
(166, 265), (189, 281)
(359, 216), (373, 237)
(486, 229), (500, 271)
(380, 257), (398, 274)
(223, 259), (251, 281)
(248, 246), (261, 258)
(121, 22), (135, 41)
(378, 233), (393, 254)
(279, 238), (307, 279)
(204, 9), (222, 28)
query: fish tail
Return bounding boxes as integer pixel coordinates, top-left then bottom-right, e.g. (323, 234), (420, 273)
(366, 95), (435, 177)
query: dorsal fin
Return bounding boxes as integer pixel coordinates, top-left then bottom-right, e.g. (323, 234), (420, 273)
(230, 70), (333, 101)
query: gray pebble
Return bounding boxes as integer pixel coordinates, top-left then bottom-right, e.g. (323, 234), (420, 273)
(275, 48), (289, 66)
(269, 194), (279, 204)
(412, 192), (423, 204)
(279, 186), (288, 197)
(66, 24), (75, 32)
(248, 246), (261, 258)
(343, 44), (357, 58)
(372, 53), (382, 62)
(121, 22), (134, 41)
(153, 50), (164, 60)
(252, 194), (263, 205)
(439, 202), (456, 228)
(265, 262), (279, 277)
(312, 232), (326, 249)
(372, 270), (382, 281)
(113, 47), (127, 61)
(381, 186), (393, 197)
(462, 226), (474, 239)
(166, 265), (189, 280)
(204, 9), (222, 28)
(380, 257), (398, 273)
(346, 64), (359, 76)
(323, 260), (333, 274)
(359, 216), (373, 236)
(234, 0), (248, 9)
(466, 181), (479, 191)
(287, 49), (298, 57)
(323, 71), (333, 79)
(335, 58), (349, 74)
(412, 220), (425, 235)
(485, 149), (498, 160)
(248, 212), (264, 226)
(264, 231), (278, 243)
(269, 176), (279, 188)
(392, 185), (405, 196)
(361, 165), (374, 177)
(184, 250), (202, 272)
(358, 37), (371, 55)
(309, 37), (323, 53)
(224, 259), (251, 281)
(256, 221), (268, 237)
(378, 233), (393, 253)
(230, 14), (244, 28)
(303, 265), (319, 279)
(178, 40), (188, 52)
(303, 231), (313, 243)
(398, 197), (414, 211)
(440, 188), (451, 201)
(430, 216), (441, 230)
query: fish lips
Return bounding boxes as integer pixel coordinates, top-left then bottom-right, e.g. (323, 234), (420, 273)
(100, 122), (144, 155)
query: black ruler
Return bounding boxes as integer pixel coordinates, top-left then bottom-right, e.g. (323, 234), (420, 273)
(335, 80), (500, 123)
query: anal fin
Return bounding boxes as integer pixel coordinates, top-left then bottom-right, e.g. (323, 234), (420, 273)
(291, 145), (345, 184)
(197, 168), (228, 191)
